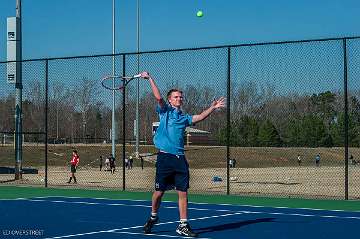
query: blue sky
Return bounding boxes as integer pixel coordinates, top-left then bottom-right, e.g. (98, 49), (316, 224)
(1, 0), (360, 61)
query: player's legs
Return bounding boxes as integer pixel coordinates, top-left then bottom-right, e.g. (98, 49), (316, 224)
(177, 190), (188, 220)
(176, 190), (197, 237)
(143, 191), (163, 234)
(144, 152), (173, 234)
(152, 190), (164, 214)
(174, 156), (197, 237)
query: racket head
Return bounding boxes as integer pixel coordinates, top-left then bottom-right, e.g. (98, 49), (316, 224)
(101, 75), (127, 91)
(101, 74), (142, 91)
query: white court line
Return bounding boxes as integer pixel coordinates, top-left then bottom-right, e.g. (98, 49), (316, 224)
(0, 198), (27, 200)
(112, 231), (211, 239)
(26, 199), (151, 208)
(233, 210), (360, 220)
(31, 196), (153, 202)
(43, 212), (243, 239)
(29, 196), (360, 213)
(24, 199), (234, 213)
(23, 198), (360, 220)
(187, 201), (360, 213)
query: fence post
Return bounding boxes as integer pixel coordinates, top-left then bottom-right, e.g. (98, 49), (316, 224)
(343, 38), (349, 200)
(45, 59), (49, 187)
(226, 47), (231, 195)
(122, 54), (126, 191)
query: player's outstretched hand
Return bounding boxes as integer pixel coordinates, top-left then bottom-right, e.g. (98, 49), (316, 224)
(211, 97), (226, 109)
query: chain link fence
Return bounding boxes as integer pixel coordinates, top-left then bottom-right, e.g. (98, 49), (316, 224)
(1, 37), (359, 199)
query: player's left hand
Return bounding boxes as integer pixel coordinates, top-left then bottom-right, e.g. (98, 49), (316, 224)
(211, 97), (226, 109)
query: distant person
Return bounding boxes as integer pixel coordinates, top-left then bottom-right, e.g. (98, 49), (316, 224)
(140, 155), (144, 170)
(315, 154), (320, 167)
(350, 155), (358, 165)
(67, 150), (80, 183)
(229, 158), (236, 168)
(108, 154), (116, 174)
(105, 157), (110, 171)
(99, 156), (103, 171)
(129, 156), (133, 169)
(297, 154), (302, 166)
(125, 157), (129, 169)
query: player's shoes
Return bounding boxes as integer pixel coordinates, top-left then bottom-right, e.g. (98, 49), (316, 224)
(176, 223), (198, 237)
(143, 217), (158, 234)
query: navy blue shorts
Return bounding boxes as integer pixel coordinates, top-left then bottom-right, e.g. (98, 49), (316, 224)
(155, 152), (189, 192)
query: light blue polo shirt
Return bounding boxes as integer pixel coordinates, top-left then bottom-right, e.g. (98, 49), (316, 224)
(153, 103), (193, 155)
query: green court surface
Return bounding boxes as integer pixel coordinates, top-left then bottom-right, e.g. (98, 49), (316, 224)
(1, 185), (360, 212)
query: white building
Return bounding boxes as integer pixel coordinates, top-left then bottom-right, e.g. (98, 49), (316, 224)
(152, 122), (211, 146)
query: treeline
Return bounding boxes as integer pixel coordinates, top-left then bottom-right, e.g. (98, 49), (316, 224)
(218, 87), (360, 147)
(1, 79), (360, 147)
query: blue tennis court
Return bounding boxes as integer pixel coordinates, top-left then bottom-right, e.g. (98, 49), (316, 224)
(1, 196), (359, 239)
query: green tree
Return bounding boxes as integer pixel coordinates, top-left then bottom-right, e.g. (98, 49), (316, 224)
(309, 91), (337, 125)
(330, 113), (358, 147)
(216, 116), (259, 146)
(240, 116), (259, 146)
(258, 119), (282, 147)
(285, 119), (302, 146)
(299, 115), (330, 147)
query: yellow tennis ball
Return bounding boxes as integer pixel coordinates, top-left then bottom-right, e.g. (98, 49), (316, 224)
(196, 10), (203, 17)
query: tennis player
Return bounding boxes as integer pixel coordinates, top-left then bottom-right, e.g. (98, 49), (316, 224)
(67, 150), (80, 184)
(141, 71), (225, 237)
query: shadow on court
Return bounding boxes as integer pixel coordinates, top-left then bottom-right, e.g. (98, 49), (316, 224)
(156, 218), (275, 234)
(196, 218), (275, 234)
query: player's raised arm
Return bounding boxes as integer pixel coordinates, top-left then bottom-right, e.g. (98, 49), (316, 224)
(192, 97), (226, 124)
(140, 71), (165, 108)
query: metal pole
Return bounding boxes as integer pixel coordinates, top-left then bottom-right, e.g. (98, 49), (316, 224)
(14, 0), (23, 180)
(111, 0), (116, 158)
(135, 0), (141, 158)
(343, 38), (349, 200)
(122, 54), (126, 191)
(45, 60), (49, 187)
(226, 47), (231, 195)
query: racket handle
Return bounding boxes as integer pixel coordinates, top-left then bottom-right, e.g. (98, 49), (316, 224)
(133, 73), (142, 78)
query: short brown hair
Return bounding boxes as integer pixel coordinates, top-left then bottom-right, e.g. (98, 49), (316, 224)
(167, 89), (183, 99)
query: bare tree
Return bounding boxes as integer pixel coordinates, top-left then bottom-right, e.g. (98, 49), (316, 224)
(49, 82), (73, 140)
(26, 81), (44, 131)
(0, 94), (15, 132)
(74, 77), (99, 143)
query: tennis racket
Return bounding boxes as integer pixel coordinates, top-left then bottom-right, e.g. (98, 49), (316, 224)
(101, 73), (143, 91)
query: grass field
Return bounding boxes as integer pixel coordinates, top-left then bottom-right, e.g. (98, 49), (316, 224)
(1, 144), (360, 199)
(0, 144), (357, 168)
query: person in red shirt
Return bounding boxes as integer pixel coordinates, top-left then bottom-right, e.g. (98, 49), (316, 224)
(67, 150), (80, 183)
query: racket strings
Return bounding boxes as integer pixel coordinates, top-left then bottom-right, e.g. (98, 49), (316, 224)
(102, 77), (131, 91)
